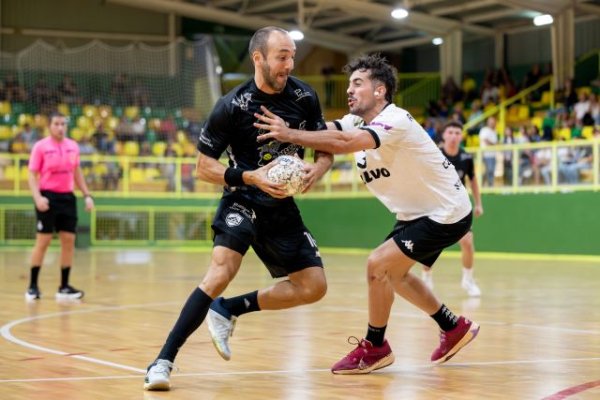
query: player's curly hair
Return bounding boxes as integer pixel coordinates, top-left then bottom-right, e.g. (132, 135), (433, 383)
(343, 54), (398, 103)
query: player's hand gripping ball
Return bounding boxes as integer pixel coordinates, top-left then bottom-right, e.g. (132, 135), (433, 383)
(267, 155), (306, 196)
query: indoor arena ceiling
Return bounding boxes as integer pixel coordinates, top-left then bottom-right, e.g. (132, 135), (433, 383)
(108, 0), (600, 53)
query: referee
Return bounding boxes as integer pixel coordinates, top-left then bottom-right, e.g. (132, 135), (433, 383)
(26, 112), (94, 301)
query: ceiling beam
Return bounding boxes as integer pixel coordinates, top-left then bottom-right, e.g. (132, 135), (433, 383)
(431, 0), (496, 16)
(337, 22), (382, 35)
(357, 35), (434, 53)
(210, 0), (242, 7)
(320, 0), (495, 36)
(311, 14), (359, 28)
(501, 0), (560, 14)
(245, 0), (296, 14)
(576, 2), (600, 17)
(464, 8), (523, 23)
(375, 29), (416, 41)
(106, 0), (366, 52)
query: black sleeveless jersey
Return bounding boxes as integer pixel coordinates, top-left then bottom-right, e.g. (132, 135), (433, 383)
(198, 76), (326, 206)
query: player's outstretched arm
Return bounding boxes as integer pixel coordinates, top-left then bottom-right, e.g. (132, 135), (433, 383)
(255, 106), (375, 154)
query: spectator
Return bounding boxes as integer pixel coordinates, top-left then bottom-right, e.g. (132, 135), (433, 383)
(162, 142), (177, 192)
(479, 116), (498, 186)
(466, 100), (483, 135)
(451, 102), (466, 124)
(441, 76), (463, 104)
(498, 68), (517, 99)
(57, 74), (79, 105)
(573, 92), (590, 124)
(586, 93), (599, 125)
(522, 64), (544, 101)
(130, 79), (150, 107)
(481, 80), (500, 106)
(558, 78), (578, 113)
(502, 127), (515, 185)
(19, 123), (39, 152)
(110, 73), (130, 105)
(159, 115), (177, 142)
(31, 75), (56, 112)
(3, 74), (27, 102)
(422, 119), (437, 141)
(91, 122), (112, 154)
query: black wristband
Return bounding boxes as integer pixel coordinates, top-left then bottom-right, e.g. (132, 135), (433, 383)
(224, 167), (245, 187)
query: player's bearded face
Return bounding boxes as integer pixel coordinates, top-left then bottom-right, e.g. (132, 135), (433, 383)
(259, 59), (287, 93)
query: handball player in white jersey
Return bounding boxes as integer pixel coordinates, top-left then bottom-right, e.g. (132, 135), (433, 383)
(255, 54), (480, 374)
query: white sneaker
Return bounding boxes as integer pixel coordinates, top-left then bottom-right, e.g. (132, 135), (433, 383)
(461, 277), (481, 297)
(421, 272), (434, 290)
(206, 308), (237, 361)
(144, 359), (174, 391)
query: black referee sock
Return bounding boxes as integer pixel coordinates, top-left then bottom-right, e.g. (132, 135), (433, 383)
(365, 324), (387, 347)
(30, 266), (41, 289)
(220, 290), (260, 317)
(60, 266), (71, 288)
(431, 304), (459, 332)
(157, 287), (213, 362)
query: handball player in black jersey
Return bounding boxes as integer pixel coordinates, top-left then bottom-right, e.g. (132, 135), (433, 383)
(144, 26), (333, 391)
(422, 121), (483, 297)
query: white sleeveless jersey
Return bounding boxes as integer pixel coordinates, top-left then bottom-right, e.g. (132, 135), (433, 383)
(335, 104), (471, 224)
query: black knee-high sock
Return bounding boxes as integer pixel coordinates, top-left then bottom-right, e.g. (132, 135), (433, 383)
(157, 287), (213, 362)
(60, 266), (71, 288)
(30, 266), (41, 288)
(430, 304), (459, 332)
(220, 290), (260, 317)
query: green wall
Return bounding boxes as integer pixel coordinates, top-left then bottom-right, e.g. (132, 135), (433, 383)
(2, 192), (599, 255)
(298, 192), (600, 255)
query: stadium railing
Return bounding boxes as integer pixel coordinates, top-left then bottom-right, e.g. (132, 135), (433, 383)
(0, 138), (598, 198)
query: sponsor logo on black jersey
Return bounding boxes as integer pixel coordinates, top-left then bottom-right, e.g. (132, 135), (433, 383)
(232, 92), (253, 111)
(294, 88), (312, 101)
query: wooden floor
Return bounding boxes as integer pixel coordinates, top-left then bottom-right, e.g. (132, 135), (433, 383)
(1, 249), (600, 400)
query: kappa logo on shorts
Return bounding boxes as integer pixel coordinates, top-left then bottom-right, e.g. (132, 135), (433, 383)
(225, 212), (244, 227)
(401, 240), (414, 252)
(37, 220), (43, 231)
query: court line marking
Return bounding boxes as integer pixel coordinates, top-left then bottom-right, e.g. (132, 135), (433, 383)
(3, 301), (600, 400)
(541, 379), (600, 400)
(2, 356), (600, 384)
(0, 301), (179, 374)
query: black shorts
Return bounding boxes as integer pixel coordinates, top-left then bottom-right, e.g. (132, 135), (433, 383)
(35, 191), (78, 234)
(388, 212), (472, 267)
(212, 192), (323, 278)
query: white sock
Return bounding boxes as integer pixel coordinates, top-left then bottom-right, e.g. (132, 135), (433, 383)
(462, 267), (474, 280)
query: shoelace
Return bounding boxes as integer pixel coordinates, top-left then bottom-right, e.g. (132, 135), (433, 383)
(153, 360), (177, 374)
(214, 316), (236, 339)
(345, 336), (368, 358)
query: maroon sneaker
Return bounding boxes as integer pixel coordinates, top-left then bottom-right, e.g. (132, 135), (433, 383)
(431, 316), (480, 364)
(331, 337), (395, 375)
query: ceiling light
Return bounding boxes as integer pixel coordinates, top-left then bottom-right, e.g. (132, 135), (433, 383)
(533, 14), (553, 26)
(289, 30), (304, 41)
(432, 37), (443, 45)
(391, 8), (409, 20)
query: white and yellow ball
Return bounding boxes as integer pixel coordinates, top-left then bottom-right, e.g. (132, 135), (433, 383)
(267, 155), (306, 196)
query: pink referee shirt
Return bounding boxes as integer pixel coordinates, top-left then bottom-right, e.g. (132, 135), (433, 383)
(28, 136), (80, 193)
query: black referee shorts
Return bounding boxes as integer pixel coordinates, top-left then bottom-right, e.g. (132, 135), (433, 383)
(211, 192), (323, 278)
(35, 190), (78, 234)
(388, 212), (472, 267)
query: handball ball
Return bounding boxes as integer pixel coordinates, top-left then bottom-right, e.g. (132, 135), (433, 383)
(267, 155), (306, 196)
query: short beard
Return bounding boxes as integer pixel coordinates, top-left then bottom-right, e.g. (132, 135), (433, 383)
(261, 61), (285, 93)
